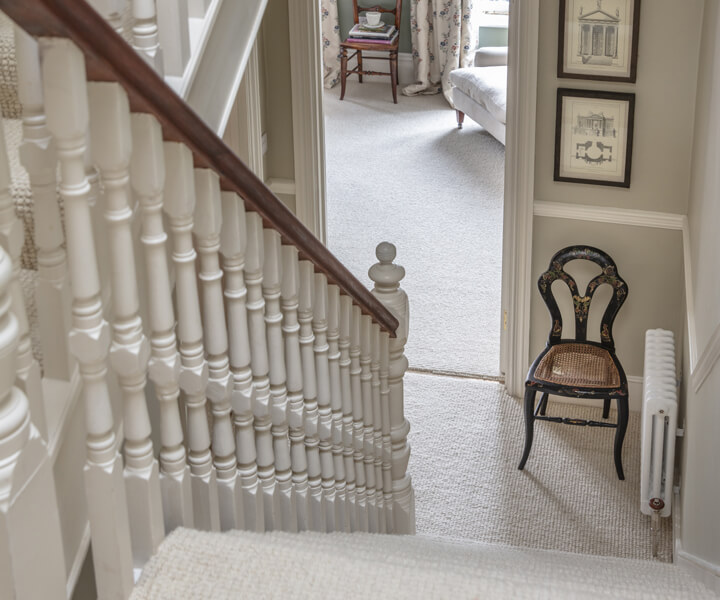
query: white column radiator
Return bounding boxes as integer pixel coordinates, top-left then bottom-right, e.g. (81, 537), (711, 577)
(640, 329), (678, 520)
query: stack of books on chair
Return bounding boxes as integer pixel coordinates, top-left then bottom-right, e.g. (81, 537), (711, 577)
(347, 18), (399, 44)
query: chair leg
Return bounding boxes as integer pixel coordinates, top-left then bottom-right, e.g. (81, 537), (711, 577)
(390, 51), (398, 104)
(614, 397), (629, 480)
(539, 392), (549, 416)
(456, 110), (465, 129)
(518, 388), (536, 471)
(602, 398), (611, 419)
(340, 48), (348, 100)
(395, 52), (399, 84)
(358, 50), (363, 83)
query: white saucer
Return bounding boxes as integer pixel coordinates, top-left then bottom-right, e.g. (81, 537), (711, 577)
(362, 21), (385, 29)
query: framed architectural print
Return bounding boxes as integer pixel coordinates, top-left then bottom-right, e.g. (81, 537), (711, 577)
(554, 89), (635, 187)
(558, 0), (641, 82)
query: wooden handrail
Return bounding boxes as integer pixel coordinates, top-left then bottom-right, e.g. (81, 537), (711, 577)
(3, 0), (398, 336)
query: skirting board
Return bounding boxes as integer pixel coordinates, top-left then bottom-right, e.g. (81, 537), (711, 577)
(344, 51), (414, 85)
(542, 375), (642, 413)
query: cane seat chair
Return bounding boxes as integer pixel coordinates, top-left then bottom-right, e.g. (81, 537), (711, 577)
(340, 1), (402, 104)
(518, 246), (630, 480)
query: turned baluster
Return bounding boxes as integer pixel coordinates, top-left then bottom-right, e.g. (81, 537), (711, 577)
(370, 242), (415, 534)
(245, 212), (280, 530)
(162, 142), (219, 532)
(280, 246), (310, 530)
(42, 39), (134, 595)
(131, 113), (193, 534)
(327, 284), (348, 532)
(156, 0), (190, 77)
(89, 0), (131, 40)
(194, 170), (242, 531)
(371, 322), (385, 533)
(338, 294), (356, 531)
(131, 0), (164, 74)
(0, 246), (66, 599)
(263, 230), (297, 532)
(350, 304), (367, 531)
(0, 112), (46, 442)
(298, 260), (325, 531)
(89, 82), (164, 566)
(379, 330), (394, 532)
(15, 27), (73, 383)
(360, 314), (377, 532)
(313, 273), (337, 531)
(220, 192), (263, 531)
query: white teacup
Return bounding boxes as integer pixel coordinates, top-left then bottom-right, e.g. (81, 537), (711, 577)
(365, 11), (382, 26)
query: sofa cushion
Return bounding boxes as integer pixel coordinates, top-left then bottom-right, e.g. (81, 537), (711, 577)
(450, 66), (507, 124)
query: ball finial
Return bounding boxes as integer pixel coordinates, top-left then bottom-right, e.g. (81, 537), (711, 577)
(376, 241), (396, 264)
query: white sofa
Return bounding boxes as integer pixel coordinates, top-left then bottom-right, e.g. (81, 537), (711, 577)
(450, 46), (508, 145)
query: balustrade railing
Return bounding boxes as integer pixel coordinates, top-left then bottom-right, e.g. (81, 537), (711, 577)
(0, 1), (415, 598)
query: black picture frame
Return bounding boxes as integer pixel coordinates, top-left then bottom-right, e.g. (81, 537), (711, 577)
(554, 88), (635, 188)
(558, 0), (641, 83)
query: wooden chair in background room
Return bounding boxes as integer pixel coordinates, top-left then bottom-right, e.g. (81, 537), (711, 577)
(340, 1), (402, 104)
(518, 246), (630, 480)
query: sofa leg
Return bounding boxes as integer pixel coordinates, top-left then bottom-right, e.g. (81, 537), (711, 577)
(456, 110), (465, 129)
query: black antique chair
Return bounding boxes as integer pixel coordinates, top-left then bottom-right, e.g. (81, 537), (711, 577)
(518, 246), (630, 480)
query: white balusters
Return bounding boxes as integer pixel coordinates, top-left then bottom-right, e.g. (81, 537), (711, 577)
(350, 305), (367, 531)
(15, 27), (73, 383)
(280, 246), (310, 530)
(163, 142), (219, 532)
(360, 315), (378, 533)
(131, 113), (193, 534)
(131, 0), (164, 74)
(338, 295), (356, 531)
(370, 242), (415, 534)
(89, 0), (131, 39)
(263, 230), (297, 532)
(313, 273), (336, 531)
(220, 193), (263, 531)
(193, 169), (242, 531)
(245, 212), (280, 529)
(327, 284), (348, 532)
(42, 39), (134, 595)
(156, 0), (190, 77)
(0, 246), (66, 599)
(380, 330), (394, 532)
(89, 82), (164, 566)
(371, 323), (386, 533)
(298, 261), (325, 531)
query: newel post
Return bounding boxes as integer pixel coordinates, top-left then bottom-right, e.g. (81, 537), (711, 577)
(369, 242), (415, 535)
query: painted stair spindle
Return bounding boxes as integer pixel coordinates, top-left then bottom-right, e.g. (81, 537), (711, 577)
(15, 26), (73, 383)
(338, 294), (356, 531)
(327, 284), (348, 532)
(194, 170), (243, 532)
(371, 322), (386, 533)
(220, 192), (263, 532)
(380, 330), (394, 532)
(350, 304), (368, 531)
(0, 247), (66, 600)
(0, 110), (46, 442)
(360, 314), (378, 532)
(156, 0), (190, 77)
(298, 260), (325, 531)
(130, 113), (193, 534)
(313, 273), (337, 531)
(370, 242), (415, 534)
(89, 82), (164, 567)
(263, 230), (297, 532)
(131, 0), (164, 74)
(245, 212), (281, 530)
(280, 246), (311, 530)
(42, 39), (134, 596)
(162, 142), (219, 532)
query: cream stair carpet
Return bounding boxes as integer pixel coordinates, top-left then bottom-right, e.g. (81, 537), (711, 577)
(405, 372), (673, 561)
(131, 527), (715, 600)
(324, 83), (504, 376)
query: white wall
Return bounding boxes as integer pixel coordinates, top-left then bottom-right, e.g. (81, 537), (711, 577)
(679, 0), (720, 584)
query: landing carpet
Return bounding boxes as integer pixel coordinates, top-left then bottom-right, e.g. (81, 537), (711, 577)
(324, 83), (505, 376)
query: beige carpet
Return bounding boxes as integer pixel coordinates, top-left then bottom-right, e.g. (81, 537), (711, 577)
(405, 371), (673, 562)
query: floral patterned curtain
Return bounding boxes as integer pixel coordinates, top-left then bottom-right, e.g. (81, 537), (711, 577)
(403, 0), (478, 105)
(321, 0), (342, 88)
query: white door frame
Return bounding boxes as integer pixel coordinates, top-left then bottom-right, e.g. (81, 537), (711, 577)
(500, 0), (539, 397)
(299, 0), (540, 396)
